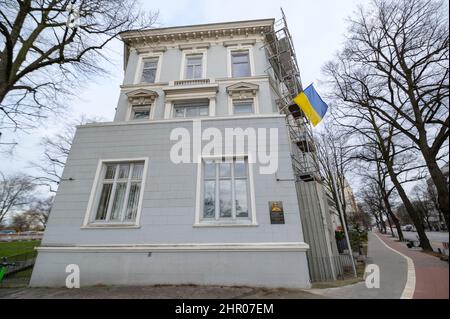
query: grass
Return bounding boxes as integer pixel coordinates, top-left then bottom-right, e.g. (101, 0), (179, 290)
(0, 241), (40, 288)
(311, 261), (367, 289)
(0, 240), (41, 258)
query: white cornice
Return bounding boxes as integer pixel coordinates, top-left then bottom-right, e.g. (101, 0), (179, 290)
(36, 242), (309, 253)
(121, 19), (274, 46)
(77, 114), (286, 129)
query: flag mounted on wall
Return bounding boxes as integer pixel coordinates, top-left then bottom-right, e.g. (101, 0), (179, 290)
(293, 84), (329, 127)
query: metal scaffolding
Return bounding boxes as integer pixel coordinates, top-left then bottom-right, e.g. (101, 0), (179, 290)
(263, 10), (345, 282)
(263, 9), (320, 183)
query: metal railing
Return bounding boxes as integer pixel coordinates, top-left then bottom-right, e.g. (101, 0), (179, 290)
(1, 251), (37, 277)
(0, 233), (43, 242)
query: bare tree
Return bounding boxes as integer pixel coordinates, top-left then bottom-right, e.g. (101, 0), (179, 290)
(0, 0), (157, 145)
(22, 195), (53, 229)
(324, 0), (449, 229)
(0, 172), (36, 224)
(323, 70), (432, 249)
(316, 122), (354, 231)
(412, 182), (442, 230)
(359, 181), (387, 233)
(32, 115), (102, 192)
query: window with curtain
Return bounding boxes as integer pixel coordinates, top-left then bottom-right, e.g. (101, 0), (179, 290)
(185, 55), (203, 79)
(231, 51), (251, 77)
(202, 158), (250, 221)
(131, 104), (151, 120)
(141, 57), (159, 83)
(233, 99), (254, 114)
(94, 161), (145, 223)
(173, 100), (209, 118)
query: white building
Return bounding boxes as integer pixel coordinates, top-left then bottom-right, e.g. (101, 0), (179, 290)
(30, 19), (317, 288)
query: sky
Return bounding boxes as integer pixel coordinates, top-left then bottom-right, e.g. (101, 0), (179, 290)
(0, 0), (365, 195)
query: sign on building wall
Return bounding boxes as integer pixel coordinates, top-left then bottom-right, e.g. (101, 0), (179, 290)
(269, 201), (285, 224)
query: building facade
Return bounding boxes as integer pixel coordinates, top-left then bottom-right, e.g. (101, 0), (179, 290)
(30, 19), (313, 288)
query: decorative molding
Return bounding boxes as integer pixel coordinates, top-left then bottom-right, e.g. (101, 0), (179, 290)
(163, 83), (219, 102)
(120, 19), (274, 46)
(179, 42), (211, 50)
(78, 114), (286, 129)
(226, 82), (259, 98)
(136, 46), (167, 54)
(36, 242), (310, 253)
(223, 39), (256, 47)
(126, 89), (159, 105)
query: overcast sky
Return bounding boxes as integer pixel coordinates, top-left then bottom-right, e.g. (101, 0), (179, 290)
(0, 0), (365, 195)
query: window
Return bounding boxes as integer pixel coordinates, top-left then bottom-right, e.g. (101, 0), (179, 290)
(173, 100), (209, 118)
(141, 57), (159, 83)
(233, 99), (254, 114)
(231, 51), (251, 77)
(93, 161), (145, 224)
(185, 55), (203, 79)
(131, 104), (151, 120)
(202, 158), (250, 221)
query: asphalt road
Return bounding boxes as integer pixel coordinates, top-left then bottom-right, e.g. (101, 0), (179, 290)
(401, 231), (449, 243)
(389, 230), (449, 251)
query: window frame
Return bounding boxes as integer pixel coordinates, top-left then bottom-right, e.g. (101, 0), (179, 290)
(194, 154), (257, 227)
(232, 98), (254, 115)
(180, 49), (207, 80)
(129, 103), (152, 121)
(184, 54), (204, 80)
(227, 46), (255, 78)
(82, 158), (149, 228)
(171, 100), (210, 119)
(134, 53), (163, 85)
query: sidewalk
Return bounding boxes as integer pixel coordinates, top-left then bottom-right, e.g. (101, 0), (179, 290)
(309, 232), (408, 299)
(375, 232), (449, 299)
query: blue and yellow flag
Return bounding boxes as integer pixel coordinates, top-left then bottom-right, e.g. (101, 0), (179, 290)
(293, 84), (328, 127)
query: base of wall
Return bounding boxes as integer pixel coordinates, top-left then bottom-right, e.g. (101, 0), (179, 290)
(30, 249), (311, 289)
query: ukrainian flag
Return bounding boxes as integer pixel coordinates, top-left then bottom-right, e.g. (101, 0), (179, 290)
(293, 84), (328, 127)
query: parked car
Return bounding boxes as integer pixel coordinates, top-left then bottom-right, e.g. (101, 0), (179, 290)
(0, 230), (16, 235)
(401, 225), (414, 232)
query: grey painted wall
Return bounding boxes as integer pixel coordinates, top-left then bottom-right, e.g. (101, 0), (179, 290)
(31, 116), (311, 288)
(39, 117), (304, 246)
(31, 250), (310, 288)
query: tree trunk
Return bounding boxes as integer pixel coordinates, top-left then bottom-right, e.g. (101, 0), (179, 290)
(379, 214), (387, 234)
(382, 194), (404, 241)
(383, 157), (433, 251)
(385, 212), (394, 237)
(424, 156), (449, 230)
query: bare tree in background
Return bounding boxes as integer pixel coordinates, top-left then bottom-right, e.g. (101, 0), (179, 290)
(0, 0), (158, 146)
(357, 147), (405, 241)
(21, 195), (53, 229)
(32, 115), (103, 192)
(324, 0), (449, 230)
(359, 181), (387, 233)
(316, 122), (353, 231)
(0, 172), (36, 224)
